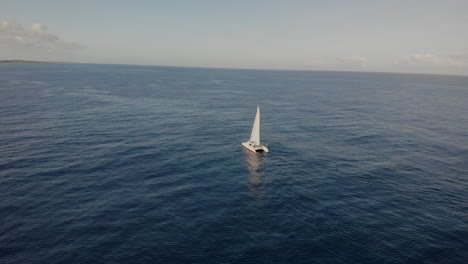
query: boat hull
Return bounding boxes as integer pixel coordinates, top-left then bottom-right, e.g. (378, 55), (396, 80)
(242, 141), (269, 153)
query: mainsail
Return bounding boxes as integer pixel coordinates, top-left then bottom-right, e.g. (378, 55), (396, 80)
(249, 105), (261, 144)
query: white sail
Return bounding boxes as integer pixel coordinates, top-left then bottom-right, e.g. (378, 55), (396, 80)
(249, 105), (261, 144)
(242, 105), (269, 153)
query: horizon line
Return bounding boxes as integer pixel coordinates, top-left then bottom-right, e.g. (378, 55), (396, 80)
(1, 59), (467, 78)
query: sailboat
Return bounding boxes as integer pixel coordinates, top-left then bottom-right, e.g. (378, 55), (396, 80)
(242, 105), (269, 153)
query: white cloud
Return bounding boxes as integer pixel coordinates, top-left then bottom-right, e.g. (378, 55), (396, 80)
(0, 20), (23, 33)
(405, 53), (465, 67)
(0, 19), (84, 51)
(448, 53), (468, 60)
(31, 23), (47, 34)
(340, 55), (368, 68)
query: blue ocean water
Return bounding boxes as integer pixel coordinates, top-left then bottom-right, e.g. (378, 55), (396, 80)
(0, 63), (467, 264)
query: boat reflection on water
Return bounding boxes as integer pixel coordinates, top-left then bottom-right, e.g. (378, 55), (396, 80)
(243, 150), (268, 207)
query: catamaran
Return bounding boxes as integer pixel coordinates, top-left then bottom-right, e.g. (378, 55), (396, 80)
(242, 105), (269, 153)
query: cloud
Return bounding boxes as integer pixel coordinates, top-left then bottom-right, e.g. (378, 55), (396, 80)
(0, 20), (84, 51)
(448, 53), (468, 60)
(340, 55), (368, 68)
(31, 23), (47, 34)
(405, 53), (466, 67)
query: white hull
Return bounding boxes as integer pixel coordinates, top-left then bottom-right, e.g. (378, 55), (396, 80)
(242, 141), (269, 153)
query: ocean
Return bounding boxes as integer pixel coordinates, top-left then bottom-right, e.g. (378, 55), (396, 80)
(0, 63), (467, 263)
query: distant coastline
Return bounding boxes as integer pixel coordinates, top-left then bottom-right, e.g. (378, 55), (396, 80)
(0, 60), (59, 64)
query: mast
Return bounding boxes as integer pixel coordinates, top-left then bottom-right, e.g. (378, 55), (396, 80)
(250, 105), (261, 144)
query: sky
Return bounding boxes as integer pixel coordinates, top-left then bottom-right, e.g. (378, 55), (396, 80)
(1, 0), (468, 75)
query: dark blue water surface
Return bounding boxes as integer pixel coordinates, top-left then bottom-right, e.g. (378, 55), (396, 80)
(1, 63), (467, 264)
